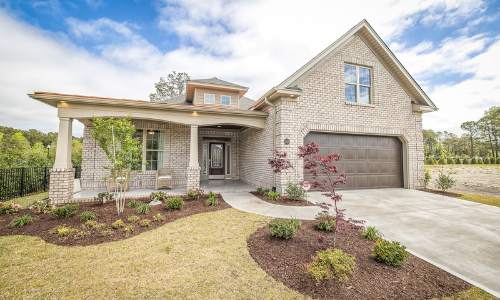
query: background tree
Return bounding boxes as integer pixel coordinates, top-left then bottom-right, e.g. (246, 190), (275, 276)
(149, 71), (191, 102)
(460, 121), (480, 157)
(423, 129), (438, 159)
(479, 106), (500, 158)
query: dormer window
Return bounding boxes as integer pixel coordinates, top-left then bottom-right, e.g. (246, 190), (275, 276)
(204, 93), (215, 104)
(345, 64), (371, 104)
(221, 95), (231, 106)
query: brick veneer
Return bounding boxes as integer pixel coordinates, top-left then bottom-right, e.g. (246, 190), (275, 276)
(49, 168), (75, 204)
(186, 166), (201, 190)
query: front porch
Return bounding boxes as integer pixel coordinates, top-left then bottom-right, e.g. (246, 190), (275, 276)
(73, 179), (257, 199)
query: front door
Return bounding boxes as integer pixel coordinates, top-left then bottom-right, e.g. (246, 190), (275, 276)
(209, 143), (225, 179)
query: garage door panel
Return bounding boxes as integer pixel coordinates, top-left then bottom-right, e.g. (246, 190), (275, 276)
(304, 132), (403, 189)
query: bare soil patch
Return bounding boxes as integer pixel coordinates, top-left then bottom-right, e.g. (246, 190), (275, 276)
(250, 191), (316, 207)
(0, 195), (229, 247)
(247, 220), (471, 300)
(418, 188), (463, 198)
(428, 165), (500, 197)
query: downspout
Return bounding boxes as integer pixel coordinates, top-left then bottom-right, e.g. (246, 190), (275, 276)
(264, 96), (277, 192)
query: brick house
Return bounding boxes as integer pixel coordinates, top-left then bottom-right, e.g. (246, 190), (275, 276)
(29, 20), (437, 203)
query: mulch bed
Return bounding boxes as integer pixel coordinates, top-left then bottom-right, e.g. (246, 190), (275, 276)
(247, 220), (471, 300)
(0, 195), (229, 247)
(419, 188), (463, 198)
(250, 191), (316, 207)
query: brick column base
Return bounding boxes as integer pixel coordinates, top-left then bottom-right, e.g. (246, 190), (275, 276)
(186, 166), (201, 191)
(49, 168), (75, 205)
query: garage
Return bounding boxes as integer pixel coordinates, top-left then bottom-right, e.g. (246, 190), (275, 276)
(303, 132), (403, 189)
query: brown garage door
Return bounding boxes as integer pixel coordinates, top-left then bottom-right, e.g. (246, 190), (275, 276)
(304, 132), (403, 189)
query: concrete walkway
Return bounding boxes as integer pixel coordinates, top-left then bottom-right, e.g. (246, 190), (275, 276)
(221, 189), (500, 298)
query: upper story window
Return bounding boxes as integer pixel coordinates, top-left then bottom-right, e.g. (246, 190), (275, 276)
(345, 64), (371, 104)
(221, 95), (231, 106)
(204, 93), (215, 104)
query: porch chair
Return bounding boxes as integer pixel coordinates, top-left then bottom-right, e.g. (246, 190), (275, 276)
(156, 168), (173, 190)
(107, 170), (131, 192)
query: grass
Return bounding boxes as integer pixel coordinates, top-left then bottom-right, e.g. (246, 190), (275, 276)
(430, 286), (497, 299)
(3, 192), (49, 209)
(426, 164), (500, 168)
(458, 193), (500, 208)
(0, 208), (497, 299)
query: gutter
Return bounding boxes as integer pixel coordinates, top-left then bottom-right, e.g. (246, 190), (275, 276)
(264, 96), (277, 192)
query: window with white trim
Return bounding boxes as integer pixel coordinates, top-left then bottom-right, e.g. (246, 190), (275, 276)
(132, 129), (164, 171)
(221, 95), (231, 106)
(204, 93), (215, 104)
(345, 64), (371, 104)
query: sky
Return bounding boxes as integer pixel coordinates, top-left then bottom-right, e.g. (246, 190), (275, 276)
(0, 0), (499, 137)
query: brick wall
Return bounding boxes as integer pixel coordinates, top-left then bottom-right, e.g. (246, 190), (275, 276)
(49, 168), (75, 204)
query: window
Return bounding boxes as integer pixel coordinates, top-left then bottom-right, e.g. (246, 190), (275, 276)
(221, 95), (231, 106)
(345, 64), (371, 104)
(204, 94), (215, 104)
(132, 129), (164, 171)
(202, 144), (208, 175)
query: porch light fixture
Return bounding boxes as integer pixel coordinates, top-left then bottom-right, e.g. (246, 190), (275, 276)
(217, 126), (221, 128)
(148, 130), (155, 135)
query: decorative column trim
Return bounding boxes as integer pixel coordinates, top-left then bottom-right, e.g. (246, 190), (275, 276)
(53, 117), (73, 169)
(189, 125), (199, 167)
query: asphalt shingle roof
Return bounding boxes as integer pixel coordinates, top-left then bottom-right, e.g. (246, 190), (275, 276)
(189, 77), (248, 90)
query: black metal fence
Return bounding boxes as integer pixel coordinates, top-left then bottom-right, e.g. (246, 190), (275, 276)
(0, 166), (81, 201)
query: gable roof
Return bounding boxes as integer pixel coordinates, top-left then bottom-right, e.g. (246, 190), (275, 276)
(253, 19), (437, 110)
(189, 77), (248, 90)
(238, 96), (255, 110)
(160, 93), (191, 105)
(186, 77), (249, 101)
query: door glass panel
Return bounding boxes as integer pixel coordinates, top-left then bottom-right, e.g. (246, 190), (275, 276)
(202, 144), (207, 175)
(211, 144), (223, 168)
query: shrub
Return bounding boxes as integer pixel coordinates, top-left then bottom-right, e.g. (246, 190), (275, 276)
(74, 231), (91, 240)
(94, 223), (106, 230)
(136, 204), (150, 215)
(93, 192), (113, 205)
(153, 214), (165, 222)
(455, 157), (462, 164)
(256, 187), (264, 195)
(139, 219), (150, 227)
(438, 157), (446, 165)
(305, 248), (356, 282)
(268, 218), (300, 239)
(123, 225), (134, 235)
(267, 191), (279, 201)
(50, 225), (76, 237)
(79, 211), (97, 221)
(373, 240), (409, 266)
(496, 157), (500, 164)
(424, 168), (431, 188)
(52, 204), (79, 219)
(447, 157), (454, 164)
(361, 226), (384, 240)
(314, 214), (336, 231)
(289, 217), (302, 229)
(29, 199), (54, 214)
(207, 191), (216, 198)
(435, 168), (456, 192)
(263, 189), (271, 196)
(165, 196), (184, 210)
(484, 157), (490, 164)
(82, 220), (98, 229)
(463, 157), (470, 164)
(99, 230), (113, 237)
(8, 215), (35, 228)
(285, 182), (305, 200)
(126, 199), (142, 208)
(112, 219), (125, 229)
(1, 202), (22, 215)
(427, 157), (437, 165)
(205, 196), (219, 206)
(477, 158), (484, 164)
(150, 191), (167, 201)
(471, 157), (477, 164)
(187, 188), (204, 200)
(128, 216), (140, 222)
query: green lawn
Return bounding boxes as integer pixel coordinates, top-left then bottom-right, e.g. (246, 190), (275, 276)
(4, 192), (49, 208)
(458, 192), (500, 208)
(0, 207), (498, 299)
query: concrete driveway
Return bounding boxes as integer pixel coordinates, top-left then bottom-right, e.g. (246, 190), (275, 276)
(222, 189), (500, 297)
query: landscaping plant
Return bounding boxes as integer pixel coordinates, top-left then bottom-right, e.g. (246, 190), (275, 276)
(50, 225), (76, 237)
(268, 218), (301, 239)
(435, 167), (456, 192)
(314, 214), (336, 231)
(455, 157), (462, 164)
(136, 203), (150, 214)
(127, 216), (140, 222)
(92, 115), (143, 215)
(29, 199), (54, 214)
(424, 168), (431, 188)
(153, 214), (165, 222)
(165, 196), (184, 210)
(8, 215), (35, 228)
(1, 201), (21, 215)
(304, 248), (356, 282)
(123, 225), (134, 236)
(139, 219), (150, 227)
(79, 211), (97, 221)
(285, 181), (305, 201)
(438, 157), (447, 164)
(82, 220), (98, 229)
(267, 191), (279, 201)
(205, 195), (219, 206)
(126, 199), (142, 208)
(427, 157), (437, 165)
(256, 187), (264, 195)
(297, 142), (365, 248)
(52, 204), (79, 219)
(93, 192), (113, 205)
(150, 191), (167, 201)
(447, 157), (454, 164)
(373, 239), (409, 266)
(187, 188), (204, 200)
(361, 226), (384, 240)
(74, 231), (91, 240)
(112, 219), (125, 229)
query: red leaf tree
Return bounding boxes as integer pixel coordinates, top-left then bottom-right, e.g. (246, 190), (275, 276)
(297, 142), (365, 247)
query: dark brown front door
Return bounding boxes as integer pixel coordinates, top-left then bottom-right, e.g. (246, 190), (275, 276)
(209, 143), (225, 179)
(304, 133), (403, 189)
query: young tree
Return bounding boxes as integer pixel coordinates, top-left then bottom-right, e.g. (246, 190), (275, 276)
(297, 142), (364, 247)
(92, 115), (143, 214)
(149, 71), (191, 102)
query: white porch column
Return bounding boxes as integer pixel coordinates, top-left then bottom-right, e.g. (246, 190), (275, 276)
(189, 125), (199, 167)
(53, 117), (73, 169)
